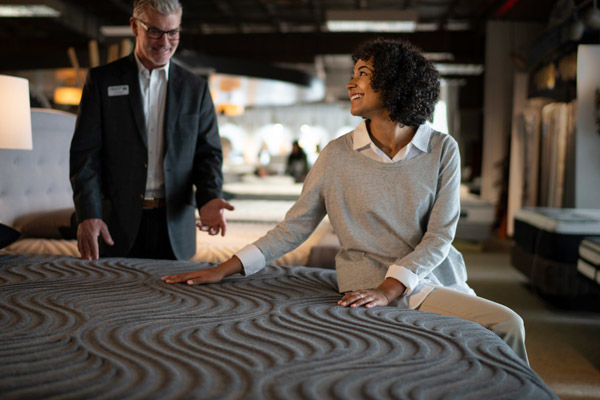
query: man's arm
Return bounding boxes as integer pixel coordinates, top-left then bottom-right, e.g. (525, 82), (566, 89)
(70, 70), (113, 259)
(192, 79), (233, 235)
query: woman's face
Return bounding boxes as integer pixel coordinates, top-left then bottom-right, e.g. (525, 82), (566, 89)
(346, 58), (387, 120)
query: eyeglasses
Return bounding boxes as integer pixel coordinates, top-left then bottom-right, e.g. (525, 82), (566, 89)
(135, 18), (180, 40)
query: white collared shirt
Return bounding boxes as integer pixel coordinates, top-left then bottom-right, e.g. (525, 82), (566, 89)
(352, 120), (431, 163)
(237, 122), (436, 308)
(135, 53), (169, 199)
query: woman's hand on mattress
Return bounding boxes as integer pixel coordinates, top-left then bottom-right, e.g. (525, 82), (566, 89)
(77, 218), (113, 260)
(161, 256), (243, 285)
(338, 289), (390, 308)
(337, 278), (406, 308)
(198, 198), (235, 236)
(161, 267), (226, 285)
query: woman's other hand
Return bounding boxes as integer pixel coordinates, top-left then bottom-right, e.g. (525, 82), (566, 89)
(337, 278), (406, 308)
(338, 288), (390, 308)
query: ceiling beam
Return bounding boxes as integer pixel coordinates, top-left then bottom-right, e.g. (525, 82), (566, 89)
(182, 31), (485, 64)
(42, 0), (104, 40)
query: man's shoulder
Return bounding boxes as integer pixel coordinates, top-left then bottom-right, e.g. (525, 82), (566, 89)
(88, 54), (134, 78)
(170, 60), (206, 85)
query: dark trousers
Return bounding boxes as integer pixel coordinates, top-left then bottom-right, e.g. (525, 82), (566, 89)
(127, 207), (175, 260)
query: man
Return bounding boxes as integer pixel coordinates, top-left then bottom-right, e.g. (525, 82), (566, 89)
(70, 0), (233, 261)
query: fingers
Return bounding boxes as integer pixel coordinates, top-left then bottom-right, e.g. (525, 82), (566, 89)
(161, 272), (198, 284)
(89, 238), (100, 261)
(338, 290), (382, 308)
(196, 221), (223, 236)
(100, 223), (114, 246)
(221, 200), (235, 211)
(161, 268), (223, 285)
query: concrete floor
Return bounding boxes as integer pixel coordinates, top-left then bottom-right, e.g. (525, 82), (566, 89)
(462, 248), (600, 400)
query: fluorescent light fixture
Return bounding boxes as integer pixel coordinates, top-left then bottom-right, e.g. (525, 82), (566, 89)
(416, 20), (471, 32)
(326, 9), (418, 32)
(434, 63), (484, 76)
(423, 52), (455, 62)
(100, 25), (133, 37)
(0, 5), (59, 17)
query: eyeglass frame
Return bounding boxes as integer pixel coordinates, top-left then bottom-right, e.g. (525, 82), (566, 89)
(134, 18), (181, 40)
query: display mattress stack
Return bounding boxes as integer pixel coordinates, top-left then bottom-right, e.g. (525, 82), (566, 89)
(511, 207), (600, 297)
(578, 237), (600, 287)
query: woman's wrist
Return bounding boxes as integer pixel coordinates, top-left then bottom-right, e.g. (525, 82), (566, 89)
(377, 277), (407, 302)
(217, 256), (243, 278)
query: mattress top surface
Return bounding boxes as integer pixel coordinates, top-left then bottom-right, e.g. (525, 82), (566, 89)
(0, 254), (556, 399)
(514, 207), (600, 234)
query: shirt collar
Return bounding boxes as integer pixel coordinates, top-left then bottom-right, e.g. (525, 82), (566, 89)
(134, 52), (170, 79)
(352, 120), (432, 153)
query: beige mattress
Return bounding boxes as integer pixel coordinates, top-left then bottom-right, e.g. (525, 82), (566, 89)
(4, 218), (333, 267)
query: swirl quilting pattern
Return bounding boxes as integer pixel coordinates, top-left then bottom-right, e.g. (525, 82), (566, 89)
(0, 255), (556, 399)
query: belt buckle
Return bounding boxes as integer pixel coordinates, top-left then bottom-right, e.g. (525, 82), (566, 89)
(143, 197), (164, 209)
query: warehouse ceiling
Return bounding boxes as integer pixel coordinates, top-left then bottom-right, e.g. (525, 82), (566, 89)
(0, 0), (566, 73)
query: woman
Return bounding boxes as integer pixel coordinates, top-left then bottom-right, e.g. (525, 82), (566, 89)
(162, 38), (529, 364)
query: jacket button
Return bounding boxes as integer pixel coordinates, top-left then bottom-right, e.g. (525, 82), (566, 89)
(140, 194), (144, 199)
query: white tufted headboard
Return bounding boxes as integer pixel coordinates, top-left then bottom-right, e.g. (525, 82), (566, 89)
(0, 108), (76, 227)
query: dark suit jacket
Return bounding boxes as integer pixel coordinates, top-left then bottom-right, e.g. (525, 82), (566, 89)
(70, 54), (223, 260)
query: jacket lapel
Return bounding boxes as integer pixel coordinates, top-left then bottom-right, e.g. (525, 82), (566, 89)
(122, 54), (147, 148)
(164, 63), (182, 154)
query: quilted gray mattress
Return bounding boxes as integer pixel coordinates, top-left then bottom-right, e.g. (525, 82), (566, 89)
(0, 255), (556, 399)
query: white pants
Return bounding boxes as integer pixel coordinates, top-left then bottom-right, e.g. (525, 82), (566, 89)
(417, 287), (529, 365)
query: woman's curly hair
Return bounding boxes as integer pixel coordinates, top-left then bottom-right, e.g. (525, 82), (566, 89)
(352, 38), (440, 127)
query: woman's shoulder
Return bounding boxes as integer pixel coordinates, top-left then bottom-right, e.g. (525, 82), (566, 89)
(428, 127), (459, 153)
(321, 130), (354, 154)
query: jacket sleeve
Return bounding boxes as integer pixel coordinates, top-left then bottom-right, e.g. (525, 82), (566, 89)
(192, 81), (223, 209)
(69, 69), (103, 222)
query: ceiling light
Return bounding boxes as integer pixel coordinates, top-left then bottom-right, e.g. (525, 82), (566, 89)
(0, 5), (59, 17)
(423, 52), (455, 62)
(434, 64), (484, 76)
(326, 10), (418, 32)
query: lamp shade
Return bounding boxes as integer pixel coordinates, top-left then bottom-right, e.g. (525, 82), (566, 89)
(0, 74), (32, 150)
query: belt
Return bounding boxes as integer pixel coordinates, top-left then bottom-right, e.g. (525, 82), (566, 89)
(143, 198), (166, 209)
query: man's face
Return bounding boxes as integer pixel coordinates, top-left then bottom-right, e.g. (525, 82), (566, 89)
(130, 5), (181, 70)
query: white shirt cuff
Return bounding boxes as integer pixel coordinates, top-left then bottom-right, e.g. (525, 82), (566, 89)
(385, 264), (419, 296)
(236, 244), (266, 276)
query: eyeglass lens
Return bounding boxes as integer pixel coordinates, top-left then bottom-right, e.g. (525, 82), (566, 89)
(148, 27), (179, 40)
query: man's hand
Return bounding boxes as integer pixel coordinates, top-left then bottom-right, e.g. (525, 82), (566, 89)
(198, 198), (234, 236)
(77, 218), (114, 260)
(161, 256), (243, 285)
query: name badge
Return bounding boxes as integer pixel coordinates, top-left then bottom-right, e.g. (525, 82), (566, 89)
(108, 85), (129, 97)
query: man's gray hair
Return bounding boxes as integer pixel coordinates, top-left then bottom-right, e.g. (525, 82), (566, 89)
(133, 0), (182, 18)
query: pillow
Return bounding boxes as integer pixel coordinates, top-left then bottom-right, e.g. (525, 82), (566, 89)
(0, 223), (21, 249)
(13, 208), (77, 240)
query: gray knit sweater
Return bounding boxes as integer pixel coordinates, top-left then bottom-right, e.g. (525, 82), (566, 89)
(251, 124), (472, 299)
